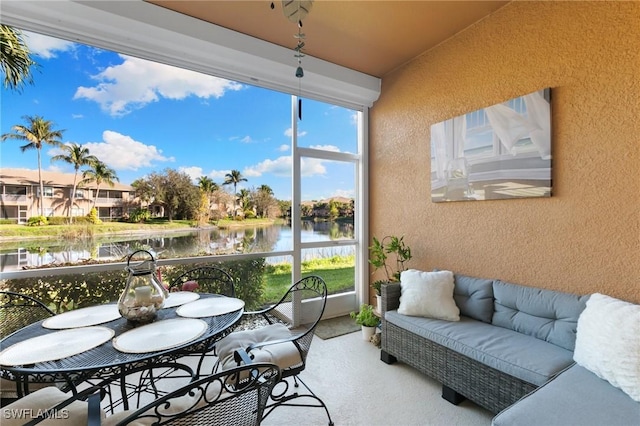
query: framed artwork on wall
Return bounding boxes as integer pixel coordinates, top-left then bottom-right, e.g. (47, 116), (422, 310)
(430, 88), (552, 202)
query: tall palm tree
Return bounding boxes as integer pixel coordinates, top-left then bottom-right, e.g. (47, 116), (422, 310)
(81, 160), (119, 210)
(223, 170), (247, 217)
(223, 169), (247, 195)
(1, 115), (64, 217)
(0, 25), (37, 91)
(51, 143), (98, 221)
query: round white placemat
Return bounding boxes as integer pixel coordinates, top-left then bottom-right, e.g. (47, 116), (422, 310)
(112, 318), (208, 354)
(0, 327), (115, 366)
(176, 297), (245, 318)
(162, 291), (201, 309)
(42, 304), (121, 329)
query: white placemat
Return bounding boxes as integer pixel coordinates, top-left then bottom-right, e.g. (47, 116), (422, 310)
(0, 327), (114, 366)
(162, 291), (201, 309)
(112, 318), (207, 354)
(42, 304), (121, 329)
(176, 297), (245, 318)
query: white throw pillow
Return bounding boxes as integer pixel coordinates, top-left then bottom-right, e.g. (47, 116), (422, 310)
(573, 293), (640, 402)
(397, 269), (460, 321)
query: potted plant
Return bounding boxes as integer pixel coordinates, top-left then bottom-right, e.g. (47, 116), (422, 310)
(350, 304), (380, 340)
(369, 235), (412, 312)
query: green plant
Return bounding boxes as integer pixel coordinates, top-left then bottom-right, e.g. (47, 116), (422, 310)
(27, 215), (48, 226)
(350, 304), (380, 327)
(369, 235), (412, 295)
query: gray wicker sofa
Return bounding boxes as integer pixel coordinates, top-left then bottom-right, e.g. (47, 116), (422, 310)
(379, 273), (589, 414)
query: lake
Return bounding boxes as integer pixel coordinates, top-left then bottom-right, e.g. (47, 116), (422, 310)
(0, 221), (355, 272)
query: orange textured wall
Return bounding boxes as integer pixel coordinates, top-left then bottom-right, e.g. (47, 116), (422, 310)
(369, 1), (640, 303)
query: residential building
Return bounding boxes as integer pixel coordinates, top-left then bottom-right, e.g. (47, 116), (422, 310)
(0, 168), (135, 223)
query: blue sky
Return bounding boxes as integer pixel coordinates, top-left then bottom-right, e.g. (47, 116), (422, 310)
(1, 30), (358, 201)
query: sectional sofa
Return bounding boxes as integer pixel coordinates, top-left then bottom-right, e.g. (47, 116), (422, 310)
(379, 270), (639, 425)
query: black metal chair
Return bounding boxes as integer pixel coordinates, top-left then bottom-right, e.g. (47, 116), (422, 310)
(169, 266), (236, 297)
(11, 360), (280, 426)
(0, 291), (56, 404)
(217, 275), (333, 425)
(168, 266), (237, 377)
(0, 291), (55, 339)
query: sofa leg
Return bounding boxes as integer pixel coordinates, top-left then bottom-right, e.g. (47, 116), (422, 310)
(442, 385), (466, 405)
(380, 350), (397, 364)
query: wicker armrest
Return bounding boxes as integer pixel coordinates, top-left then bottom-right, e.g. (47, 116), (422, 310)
(381, 283), (401, 314)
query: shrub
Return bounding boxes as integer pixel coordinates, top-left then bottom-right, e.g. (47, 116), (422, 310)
(244, 210), (256, 219)
(87, 207), (102, 224)
(129, 208), (151, 223)
(0, 219), (17, 225)
(27, 216), (48, 226)
(47, 216), (68, 225)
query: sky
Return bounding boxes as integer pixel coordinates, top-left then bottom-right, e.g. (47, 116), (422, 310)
(1, 30), (358, 202)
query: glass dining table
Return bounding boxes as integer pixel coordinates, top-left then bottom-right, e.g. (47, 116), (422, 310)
(0, 292), (244, 399)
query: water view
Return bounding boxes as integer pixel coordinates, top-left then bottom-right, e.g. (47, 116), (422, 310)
(0, 221), (355, 272)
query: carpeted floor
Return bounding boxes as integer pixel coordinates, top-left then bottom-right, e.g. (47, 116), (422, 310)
(314, 315), (360, 339)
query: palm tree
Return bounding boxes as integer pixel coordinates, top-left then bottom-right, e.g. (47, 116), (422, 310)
(1, 115), (64, 217)
(238, 188), (252, 212)
(223, 170), (247, 195)
(0, 25), (37, 91)
(81, 160), (119, 210)
(223, 170), (247, 217)
(258, 184), (273, 195)
(51, 143), (98, 221)
(197, 176), (219, 194)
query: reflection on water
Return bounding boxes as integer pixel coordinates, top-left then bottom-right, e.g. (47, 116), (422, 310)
(0, 221), (355, 272)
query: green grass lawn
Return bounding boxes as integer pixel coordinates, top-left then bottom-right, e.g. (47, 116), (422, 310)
(262, 256), (355, 303)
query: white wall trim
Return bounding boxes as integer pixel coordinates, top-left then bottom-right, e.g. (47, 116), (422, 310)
(0, 0), (380, 110)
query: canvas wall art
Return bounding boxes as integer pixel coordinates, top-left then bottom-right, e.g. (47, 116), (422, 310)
(430, 88), (552, 202)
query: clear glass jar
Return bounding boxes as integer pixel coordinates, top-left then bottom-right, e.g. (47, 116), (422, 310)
(118, 250), (168, 324)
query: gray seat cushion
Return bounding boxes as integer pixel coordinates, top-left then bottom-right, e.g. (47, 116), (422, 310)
(386, 312), (574, 386)
(492, 364), (640, 426)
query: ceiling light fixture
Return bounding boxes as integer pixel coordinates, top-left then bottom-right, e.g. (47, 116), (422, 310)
(271, 0), (313, 119)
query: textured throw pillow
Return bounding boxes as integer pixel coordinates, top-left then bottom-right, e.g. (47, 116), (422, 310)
(397, 269), (460, 321)
(573, 293), (640, 402)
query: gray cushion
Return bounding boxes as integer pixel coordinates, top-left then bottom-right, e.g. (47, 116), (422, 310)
(452, 273), (494, 323)
(492, 364), (640, 426)
(386, 312), (574, 386)
(492, 280), (588, 351)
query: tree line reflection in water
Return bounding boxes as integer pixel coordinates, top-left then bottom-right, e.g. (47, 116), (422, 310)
(0, 221), (355, 271)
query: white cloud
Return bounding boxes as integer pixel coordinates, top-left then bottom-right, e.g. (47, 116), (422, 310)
(179, 166), (204, 183)
(309, 144), (341, 152)
(278, 144), (290, 152)
(23, 31), (75, 59)
(243, 155), (326, 178)
(301, 157), (327, 177)
(240, 136), (253, 143)
(71, 114), (83, 119)
(332, 188), (355, 198)
(83, 130), (174, 170)
(208, 170), (231, 180)
(244, 156), (291, 177)
(74, 55), (243, 116)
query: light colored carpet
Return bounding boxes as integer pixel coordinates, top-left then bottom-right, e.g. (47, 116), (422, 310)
(314, 315), (360, 340)
(262, 331), (494, 426)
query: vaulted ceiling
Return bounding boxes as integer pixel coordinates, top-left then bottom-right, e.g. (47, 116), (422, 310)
(147, 1), (510, 78)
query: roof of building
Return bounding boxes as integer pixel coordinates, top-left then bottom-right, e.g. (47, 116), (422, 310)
(0, 168), (133, 191)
